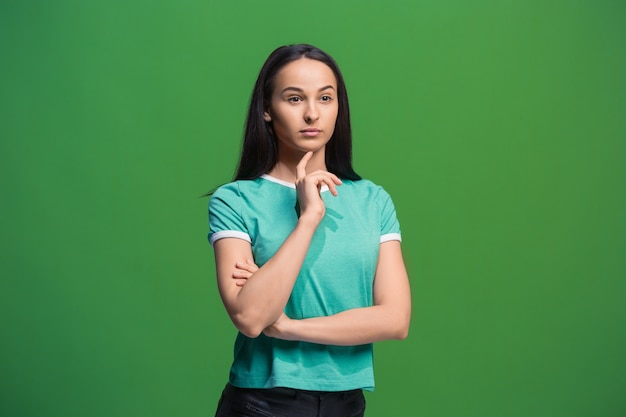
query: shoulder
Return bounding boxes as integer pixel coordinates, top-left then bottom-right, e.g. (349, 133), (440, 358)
(341, 178), (378, 190)
(209, 181), (241, 210)
(210, 178), (266, 201)
(211, 181), (239, 196)
(340, 178), (394, 202)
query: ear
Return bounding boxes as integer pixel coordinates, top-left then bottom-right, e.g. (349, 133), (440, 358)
(263, 111), (272, 122)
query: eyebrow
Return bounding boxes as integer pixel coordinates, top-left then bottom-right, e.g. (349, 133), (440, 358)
(281, 85), (336, 94)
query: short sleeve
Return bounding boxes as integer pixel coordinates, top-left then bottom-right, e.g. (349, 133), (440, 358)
(208, 183), (251, 247)
(377, 186), (402, 243)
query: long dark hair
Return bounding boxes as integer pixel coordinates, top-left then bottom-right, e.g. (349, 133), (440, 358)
(234, 44), (361, 181)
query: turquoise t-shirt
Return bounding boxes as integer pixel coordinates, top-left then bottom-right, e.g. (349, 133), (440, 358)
(208, 174), (401, 391)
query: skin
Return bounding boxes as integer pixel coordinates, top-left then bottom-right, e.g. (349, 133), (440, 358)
(213, 57), (411, 344)
(264, 58), (340, 181)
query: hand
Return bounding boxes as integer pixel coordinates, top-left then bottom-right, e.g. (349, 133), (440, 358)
(263, 312), (293, 340)
(232, 258), (258, 287)
(295, 152), (342, 222)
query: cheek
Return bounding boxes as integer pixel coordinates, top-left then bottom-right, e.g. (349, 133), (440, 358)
(269, 113), (294, 141)
(270, 105), (295, 124)
(271, 114), (292, 132)
(326, 106), (339, 126)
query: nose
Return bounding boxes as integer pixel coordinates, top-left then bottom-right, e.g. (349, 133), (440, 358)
(304, 102), (319, 123)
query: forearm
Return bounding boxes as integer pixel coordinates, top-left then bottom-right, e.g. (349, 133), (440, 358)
(216, 216), (319, 337)
(269, 305), (411, 346)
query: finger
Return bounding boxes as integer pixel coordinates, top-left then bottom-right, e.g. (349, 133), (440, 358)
(235, 279), (247, 287)
(326, 180), (339, 197)
(235, 261), (258, 273)
(323, 175), (342, 197)
(233, 266), (252, 276)
(296, 151), (313, 180)
(306, 172), (342, 197)
(330, 173), (342, 185)
(245, 258), (259, 272)
(232, 270), (252, 279)
(306, 170), (342, 186)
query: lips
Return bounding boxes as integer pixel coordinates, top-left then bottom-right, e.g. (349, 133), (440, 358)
(300, 128), (322, 137)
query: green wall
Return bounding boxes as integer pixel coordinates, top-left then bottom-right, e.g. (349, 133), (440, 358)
(1, 1), (625, 416)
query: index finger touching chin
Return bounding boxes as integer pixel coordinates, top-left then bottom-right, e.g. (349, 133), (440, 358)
(296, 151), (313, 179)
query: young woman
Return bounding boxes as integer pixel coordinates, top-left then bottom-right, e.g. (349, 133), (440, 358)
(208, 44), (411, 417)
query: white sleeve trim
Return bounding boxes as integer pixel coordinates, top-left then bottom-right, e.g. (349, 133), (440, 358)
(210, 230), (252, 246)
(380, 233), (402, 243)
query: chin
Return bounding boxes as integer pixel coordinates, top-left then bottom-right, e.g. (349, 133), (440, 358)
(298, 144), (327, 154)
(277, 138), (330, 157)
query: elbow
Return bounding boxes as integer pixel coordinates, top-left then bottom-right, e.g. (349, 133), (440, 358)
(395, 326), (409, 340)
(238, 326), (263, 339)
(232, 312), (267, 339)
(393, 312), (411, 340)
(393, 323), (409, 340)
(235, 321), (264, 339)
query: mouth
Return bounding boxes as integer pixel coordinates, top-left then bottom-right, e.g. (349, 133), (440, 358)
(300, 128), (322, 137)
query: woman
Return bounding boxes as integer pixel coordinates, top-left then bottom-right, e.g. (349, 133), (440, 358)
(208, 44), (411, 417)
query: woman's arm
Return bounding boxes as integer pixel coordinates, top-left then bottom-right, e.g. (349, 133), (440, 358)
(262, 240), (411, 345)
(213, 152), (342, 339)
(214, 217), (317, 339)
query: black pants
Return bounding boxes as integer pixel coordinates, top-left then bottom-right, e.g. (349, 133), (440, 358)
(215, 383), (366, 417)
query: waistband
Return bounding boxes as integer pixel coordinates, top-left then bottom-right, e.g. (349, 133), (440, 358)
(225, 383), (362, 399)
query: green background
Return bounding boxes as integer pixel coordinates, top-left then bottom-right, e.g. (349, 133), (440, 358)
(1, 1), (625, 416)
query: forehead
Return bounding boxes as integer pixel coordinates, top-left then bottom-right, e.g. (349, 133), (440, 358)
(273, 58), (337, 90)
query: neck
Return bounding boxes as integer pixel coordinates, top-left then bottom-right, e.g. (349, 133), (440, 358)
(268, 148), (327, 182)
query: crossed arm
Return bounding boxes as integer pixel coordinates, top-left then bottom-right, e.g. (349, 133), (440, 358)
(214, 234), (411, 346)
(212, 152), (411, 345)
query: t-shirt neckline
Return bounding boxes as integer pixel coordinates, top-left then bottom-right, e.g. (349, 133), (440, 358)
(260, 174), (330, 192)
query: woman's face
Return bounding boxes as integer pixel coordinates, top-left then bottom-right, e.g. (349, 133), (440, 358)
(264, 58), (339, 156)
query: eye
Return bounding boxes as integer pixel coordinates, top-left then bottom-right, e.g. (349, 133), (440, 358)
(287, 96), (302, 103)
(320, 95), (333, 102)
